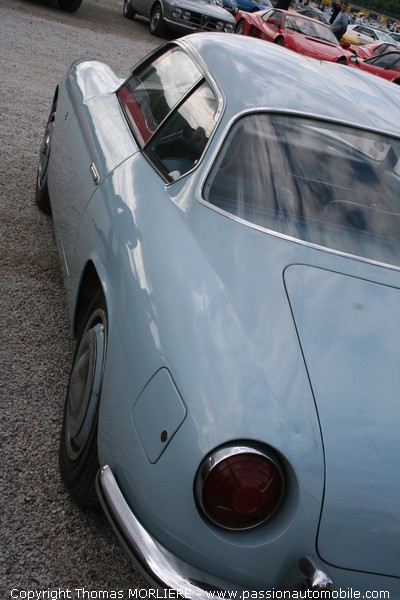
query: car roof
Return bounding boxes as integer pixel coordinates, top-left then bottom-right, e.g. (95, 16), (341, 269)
(180, 33), (400, 137)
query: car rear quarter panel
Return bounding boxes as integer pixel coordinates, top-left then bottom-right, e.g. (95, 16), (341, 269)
(72, 153), (327, 587)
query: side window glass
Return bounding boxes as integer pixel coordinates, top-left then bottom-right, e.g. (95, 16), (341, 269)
(117, 46), (202, 144)
(145, 82), (218, 181)
(274, 10), (282, 26)
(374, 54), (396, 68)
(263, 10), (281, 26)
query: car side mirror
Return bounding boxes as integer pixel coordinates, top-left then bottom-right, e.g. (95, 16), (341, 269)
(350, 55), (358, 63)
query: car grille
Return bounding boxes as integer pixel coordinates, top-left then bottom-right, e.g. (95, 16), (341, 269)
(249, 25), (262, 38)
(186, 12), (226, 30)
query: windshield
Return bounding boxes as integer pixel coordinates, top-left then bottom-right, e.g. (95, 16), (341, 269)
(377, 30), (396, 41)
(284, 14), (337, 43)
(204, 114), (400, 268)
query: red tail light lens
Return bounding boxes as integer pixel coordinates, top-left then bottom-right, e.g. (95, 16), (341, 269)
(195, 446), (284, 530)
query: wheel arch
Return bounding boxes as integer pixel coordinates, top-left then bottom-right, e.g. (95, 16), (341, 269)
(51, 85), (60, 108)
(235, 18), (245, 33)
(73, 260), (109, 339)
(150, 0), (163, 16)
(149, 0), (168, 36)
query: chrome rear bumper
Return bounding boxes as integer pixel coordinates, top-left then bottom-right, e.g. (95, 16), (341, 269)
(96, 465), (334, 597)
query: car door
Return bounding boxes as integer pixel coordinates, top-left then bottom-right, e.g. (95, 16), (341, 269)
(357, 26), (377, 43)
(130, 0), (151, 17)
(261, 9), (283, 41)
(48, 63), (139, 286)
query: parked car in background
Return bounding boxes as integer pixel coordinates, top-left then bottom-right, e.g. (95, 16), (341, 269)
(235, 9), (353, 63)
(35, 31), (400, 595)
(349, 40), (400, 59)
(349, 50), (400, 83)
(123, 0), (235, 36)
(214, 0), (238, 15)
(296, 6), (330, 24)
(345, 23), (395, 44)
(390, 31), (400, 43)
(236, 0), (272, 11)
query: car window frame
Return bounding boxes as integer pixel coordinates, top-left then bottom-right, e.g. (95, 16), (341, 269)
(117, 44), (204, 146)
(116, 41), (224, 184)
(143, 78), (220, 183)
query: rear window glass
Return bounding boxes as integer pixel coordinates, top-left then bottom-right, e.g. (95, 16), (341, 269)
(204, 114), (400, 268)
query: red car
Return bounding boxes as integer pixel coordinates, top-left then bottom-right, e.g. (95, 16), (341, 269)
(235, 8), (353, 63)
(350, 41), (400, 60)
(349, 51), (400, 84)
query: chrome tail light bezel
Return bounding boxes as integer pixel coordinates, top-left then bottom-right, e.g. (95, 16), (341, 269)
(194, 444), (285, 531)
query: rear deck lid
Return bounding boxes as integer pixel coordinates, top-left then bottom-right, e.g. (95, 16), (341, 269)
(284, 264), (400, 577)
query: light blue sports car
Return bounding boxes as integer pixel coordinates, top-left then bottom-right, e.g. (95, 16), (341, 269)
(35, 33), (400, 594)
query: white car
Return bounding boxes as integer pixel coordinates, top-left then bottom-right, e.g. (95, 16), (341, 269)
(347, 24), (394, 45)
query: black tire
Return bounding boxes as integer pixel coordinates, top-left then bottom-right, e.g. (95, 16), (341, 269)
(235, 20), (245, 34)
(58, 0), (82, 11)
(35, 99), (57, 215)
(274, 37), (285, 46)
(59, 292), (108, 507)
(150, 4), (168, 37)
(123, 0), (136, 20)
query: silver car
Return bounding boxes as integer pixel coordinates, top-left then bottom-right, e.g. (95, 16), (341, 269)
(347, 24), (394, 45)
(123, 0), (236, 36)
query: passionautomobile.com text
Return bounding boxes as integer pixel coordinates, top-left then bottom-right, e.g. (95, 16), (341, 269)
(9, 588), (390, 600)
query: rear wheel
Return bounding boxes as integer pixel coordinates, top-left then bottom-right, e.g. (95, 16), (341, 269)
(150, 3), (168, 37)
(59, 292), (108, 507)
(35, 99), (57, 215)
(123, 0), (136, 20)
(58, 0), (82, 11)
(235, 20), (245, 34)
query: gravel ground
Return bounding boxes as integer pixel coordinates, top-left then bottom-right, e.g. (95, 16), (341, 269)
(0, 1), (158, 596)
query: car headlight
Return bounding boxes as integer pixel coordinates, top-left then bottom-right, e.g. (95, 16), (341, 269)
(195, 445), (284, 530)
(171, 8), (182, 17)
(224, 23), (234, 32)
(182, 10), (191, 20)
(215, 21), (224, 31)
